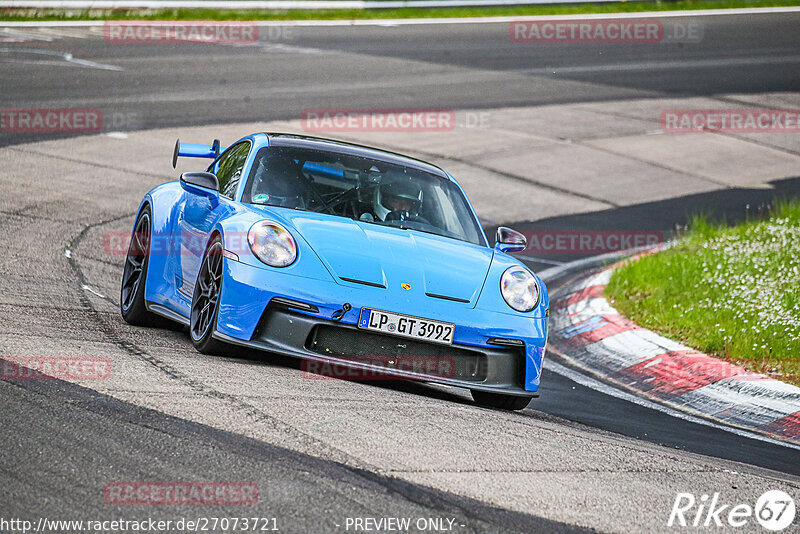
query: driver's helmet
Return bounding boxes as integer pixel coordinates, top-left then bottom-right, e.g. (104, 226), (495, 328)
(374, 171), (423, 221)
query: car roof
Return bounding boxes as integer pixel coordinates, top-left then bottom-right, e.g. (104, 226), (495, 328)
(264, 133), (450, 179)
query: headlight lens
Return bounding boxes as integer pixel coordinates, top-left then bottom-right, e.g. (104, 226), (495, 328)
(248, 221), (297, 267)
(500, 266), (540, 312)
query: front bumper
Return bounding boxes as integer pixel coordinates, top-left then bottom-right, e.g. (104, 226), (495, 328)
(215, 258), (547, 395)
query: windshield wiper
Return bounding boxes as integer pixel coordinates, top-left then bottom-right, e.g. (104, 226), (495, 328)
(255, 203), (308, 211)
(392, 223), (456, 241)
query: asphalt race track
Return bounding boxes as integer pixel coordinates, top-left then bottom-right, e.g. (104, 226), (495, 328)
(2, 11), (800, 147)
(1, 10), (799, 533)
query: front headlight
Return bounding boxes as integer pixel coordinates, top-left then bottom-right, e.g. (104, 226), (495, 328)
(248, 221), (297, 267)
(500, 266), (540, 312)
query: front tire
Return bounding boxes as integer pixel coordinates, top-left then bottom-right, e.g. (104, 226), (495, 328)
(120, 205), (163, 327)
(471, 390), (532, 411)
(190, 236), (227, 355)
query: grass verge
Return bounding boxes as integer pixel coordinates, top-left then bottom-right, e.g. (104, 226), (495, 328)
(1, 0), (800, 21)
(606, 199), (800, 386)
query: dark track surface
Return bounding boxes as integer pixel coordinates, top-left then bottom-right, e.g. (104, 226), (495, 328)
(0, 369), (586, 532)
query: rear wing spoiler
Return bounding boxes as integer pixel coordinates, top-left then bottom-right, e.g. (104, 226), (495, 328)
(172, 138), (226, 168)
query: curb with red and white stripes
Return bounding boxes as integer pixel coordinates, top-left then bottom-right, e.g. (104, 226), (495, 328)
(550, 258), (800, 446)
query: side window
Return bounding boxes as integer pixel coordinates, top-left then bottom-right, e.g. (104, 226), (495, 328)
(212, 142), (251, 199)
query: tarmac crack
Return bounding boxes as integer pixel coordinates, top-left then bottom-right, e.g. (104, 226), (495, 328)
(65, 212), (375, 470)
(8, 146), (167, 178)
(0, 206), (67, 223)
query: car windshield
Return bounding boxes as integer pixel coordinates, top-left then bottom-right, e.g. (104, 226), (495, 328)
(242, 146), (485, 246)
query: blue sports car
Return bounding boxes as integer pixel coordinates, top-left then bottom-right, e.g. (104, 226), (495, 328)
(121, 133), (548, 410)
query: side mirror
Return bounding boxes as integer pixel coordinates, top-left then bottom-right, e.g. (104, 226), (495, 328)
(180, 172), (219, 202)
(495, 227), (527, 254)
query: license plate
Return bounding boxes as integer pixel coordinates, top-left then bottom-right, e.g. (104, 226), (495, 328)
(358, 308), (454, 345)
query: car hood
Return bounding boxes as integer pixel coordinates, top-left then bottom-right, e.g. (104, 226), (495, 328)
(276, 211), (493, 304)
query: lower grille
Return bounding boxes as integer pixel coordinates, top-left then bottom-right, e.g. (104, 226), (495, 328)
(306, 325), (488, 381)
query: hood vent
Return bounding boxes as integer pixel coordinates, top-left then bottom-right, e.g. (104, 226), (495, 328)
(425, 292), (470, 303)
(340, 277), (386, 289)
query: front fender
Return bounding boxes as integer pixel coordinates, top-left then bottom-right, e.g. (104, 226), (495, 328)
(476, 252), (549, 318)
(476, 252), (549, 391)
(213, 208), (336, 284)
(141, 181), (185, 309)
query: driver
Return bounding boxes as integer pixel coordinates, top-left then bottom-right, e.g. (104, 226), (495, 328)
(373, 172), (423, 222)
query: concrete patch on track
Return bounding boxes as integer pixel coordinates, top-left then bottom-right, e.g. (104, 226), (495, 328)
(2, 95), (800, 531)
(550, 258), (800, 447)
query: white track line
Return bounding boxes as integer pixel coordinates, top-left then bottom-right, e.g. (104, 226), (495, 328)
(0, 47), (123, 70)
(81, 284), (107, 298)
(1, 6), (800, 27)
(0, 28), (54, 41)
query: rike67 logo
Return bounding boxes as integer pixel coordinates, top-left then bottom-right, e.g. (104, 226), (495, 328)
(668, 490), (795, 531)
